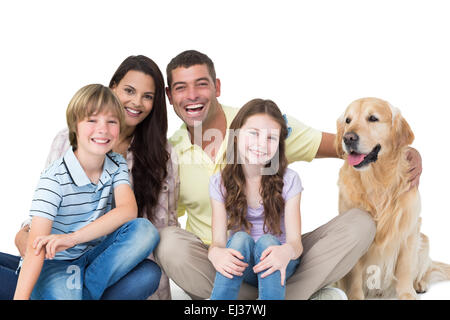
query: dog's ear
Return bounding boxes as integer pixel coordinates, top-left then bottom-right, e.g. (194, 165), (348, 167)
(335, 113), (345, 158)
(393, 111), (414, 148)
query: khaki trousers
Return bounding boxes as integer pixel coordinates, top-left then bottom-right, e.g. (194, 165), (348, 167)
(154, 208), (376, 300)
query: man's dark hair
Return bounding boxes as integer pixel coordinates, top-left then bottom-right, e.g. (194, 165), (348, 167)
(166, 50), (216, 89)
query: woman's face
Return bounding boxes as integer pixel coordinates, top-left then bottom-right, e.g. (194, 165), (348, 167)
(112, 70), (155, 129)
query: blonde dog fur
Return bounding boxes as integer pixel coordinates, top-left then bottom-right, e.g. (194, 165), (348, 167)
(336, 97), (450, 299)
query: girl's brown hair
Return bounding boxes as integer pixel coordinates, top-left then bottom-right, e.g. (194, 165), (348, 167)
(221, 99), (289, 235)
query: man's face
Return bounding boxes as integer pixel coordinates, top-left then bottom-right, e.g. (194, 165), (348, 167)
(166, 64), (221, 128)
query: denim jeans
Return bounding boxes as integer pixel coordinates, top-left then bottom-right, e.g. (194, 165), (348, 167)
(28, 218), (160, 300)
(210, 231), (301, 300)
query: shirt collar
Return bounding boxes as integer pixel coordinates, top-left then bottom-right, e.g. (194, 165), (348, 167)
(171, 104), (239, 155)
(63, 149), (119, 187)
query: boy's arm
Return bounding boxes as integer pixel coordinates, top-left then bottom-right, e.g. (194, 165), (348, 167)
(35, 184), (138, 259)
(13, 216), (52, 300)
(72, 184), (137, 244)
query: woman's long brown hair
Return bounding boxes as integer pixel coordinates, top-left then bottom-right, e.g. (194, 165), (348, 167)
(221, 99), (288, 235)
(109, 55), (169, 221)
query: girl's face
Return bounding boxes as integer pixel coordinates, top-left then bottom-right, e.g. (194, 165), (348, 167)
(112, 70), (155, 129)
(76, 110), (120, 157)
(237, 113), (281, 165)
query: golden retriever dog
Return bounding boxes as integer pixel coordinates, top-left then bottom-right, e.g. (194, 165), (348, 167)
(335, 97), (450, 299)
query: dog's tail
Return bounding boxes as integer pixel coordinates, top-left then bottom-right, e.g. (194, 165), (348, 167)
(427, 261), (450, 284)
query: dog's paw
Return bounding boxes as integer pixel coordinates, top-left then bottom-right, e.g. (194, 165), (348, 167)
(399, 292), (418, 300)
(414, 280), (428, 294)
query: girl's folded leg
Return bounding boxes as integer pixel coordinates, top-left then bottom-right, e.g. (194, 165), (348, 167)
(83, 218), (159, 300)
(254, 234), (286, 300)
(210, 232), (255, 300)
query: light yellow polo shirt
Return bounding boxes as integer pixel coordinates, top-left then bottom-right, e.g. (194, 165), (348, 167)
(169, 105), (322, 244)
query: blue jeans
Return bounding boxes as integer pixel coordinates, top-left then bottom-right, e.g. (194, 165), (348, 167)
(28, 218), (160, 300)
(210, 232), (301, 300)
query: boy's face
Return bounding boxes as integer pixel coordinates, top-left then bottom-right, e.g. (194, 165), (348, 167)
(76, 110), (120, 157)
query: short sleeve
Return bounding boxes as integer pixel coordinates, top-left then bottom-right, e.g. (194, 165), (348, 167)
(112, 154), (131, 189)
(284, 114), (322, 163)
(29, 173), (62, 221)
(283, 168), (303, 201)
(209, 173), (225, 203)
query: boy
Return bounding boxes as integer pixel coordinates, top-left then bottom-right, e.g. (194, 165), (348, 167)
(14, 84), (158, 300)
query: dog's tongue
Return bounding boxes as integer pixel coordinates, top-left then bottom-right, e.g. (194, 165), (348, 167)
(347, 153), (366, 166)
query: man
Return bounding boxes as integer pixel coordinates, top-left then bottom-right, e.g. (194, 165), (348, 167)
(154, 50), (422, 300)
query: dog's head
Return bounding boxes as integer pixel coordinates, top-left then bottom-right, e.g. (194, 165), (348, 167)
(336, 97), (414, 170)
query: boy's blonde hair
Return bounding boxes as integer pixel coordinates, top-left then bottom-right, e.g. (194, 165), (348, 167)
(66, 84), (125, 149)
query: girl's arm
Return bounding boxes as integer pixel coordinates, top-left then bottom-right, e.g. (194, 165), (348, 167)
(208, 198), (248, 279)
(282, 192), (303, 259)
(13, 216), (53, 300)
(34, 184), (138, 259)
(253, 192), (303, 285)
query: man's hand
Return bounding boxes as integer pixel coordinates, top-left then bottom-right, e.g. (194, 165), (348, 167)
(406, 147), (422, 189)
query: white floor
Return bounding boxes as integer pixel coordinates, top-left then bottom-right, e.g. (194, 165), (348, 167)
(171, 215), (450, 300)
(170, 279), (450, 300)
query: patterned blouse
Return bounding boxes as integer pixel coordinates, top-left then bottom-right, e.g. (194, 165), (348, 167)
(45, 128), (180, 300)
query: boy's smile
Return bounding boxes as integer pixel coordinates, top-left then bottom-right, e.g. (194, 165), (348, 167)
(76, 111), (120, 157)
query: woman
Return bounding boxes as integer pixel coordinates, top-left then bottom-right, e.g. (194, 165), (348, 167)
(0, 55), (179, 300)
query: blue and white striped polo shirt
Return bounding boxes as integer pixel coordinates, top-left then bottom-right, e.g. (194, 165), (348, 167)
(29, 148), (130, 260)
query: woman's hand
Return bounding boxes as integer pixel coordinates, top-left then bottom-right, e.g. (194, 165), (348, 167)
(33, 234), (77, 259)
(253, 244), (297, 286)
(208, 246), (248, 279)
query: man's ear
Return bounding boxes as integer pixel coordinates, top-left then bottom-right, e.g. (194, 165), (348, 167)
(335, 114), (345, 158)
(165, 86), (173, 105)
(393, 112), (415, 148)
(215, 78), (221, 98)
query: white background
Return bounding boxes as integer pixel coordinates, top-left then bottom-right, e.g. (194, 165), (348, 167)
(1, 0), (449, 299)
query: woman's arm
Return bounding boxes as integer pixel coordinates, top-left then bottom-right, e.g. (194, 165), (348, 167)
(13, 216), (53, 300)
(208, 198), (248, 279)
(34, 184), (138, 259)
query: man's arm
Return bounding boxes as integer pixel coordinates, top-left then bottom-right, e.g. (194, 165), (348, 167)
(315, 132), (422, 187)
(14, 217), (52, 300)
(315, 132), (339, 158)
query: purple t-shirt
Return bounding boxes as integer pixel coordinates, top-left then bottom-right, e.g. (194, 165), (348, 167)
(209, 167), (303, 244)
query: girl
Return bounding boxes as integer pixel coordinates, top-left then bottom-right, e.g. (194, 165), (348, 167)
(208, 99), (303, 300)
(1, 55), (179, 300)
